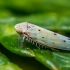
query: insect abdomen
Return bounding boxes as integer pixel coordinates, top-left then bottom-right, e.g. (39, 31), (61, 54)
(27, 24), (70, 50)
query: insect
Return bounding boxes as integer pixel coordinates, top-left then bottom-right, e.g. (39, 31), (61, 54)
(15, 22), (70, 50)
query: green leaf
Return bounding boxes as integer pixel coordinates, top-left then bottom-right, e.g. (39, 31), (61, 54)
(0, 13), (70, 70)
(0, 53), (22, 70)
(34, 50), (70, 70)
(4, 0), (70, 13)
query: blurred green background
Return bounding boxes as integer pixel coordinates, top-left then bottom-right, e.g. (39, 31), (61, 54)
(0, 0), (70, 70)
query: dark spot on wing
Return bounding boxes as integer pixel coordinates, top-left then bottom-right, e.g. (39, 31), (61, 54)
(54, 32), (57, 35)
(42, 37), (44, 38)
(63, 40), (66, 42)
(38, 29), (41, 31)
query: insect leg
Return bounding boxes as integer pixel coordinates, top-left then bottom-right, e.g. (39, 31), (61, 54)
(18, 34), (25, 49)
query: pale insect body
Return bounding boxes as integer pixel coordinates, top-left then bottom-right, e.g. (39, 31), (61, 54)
(15, 22), (70, 50)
